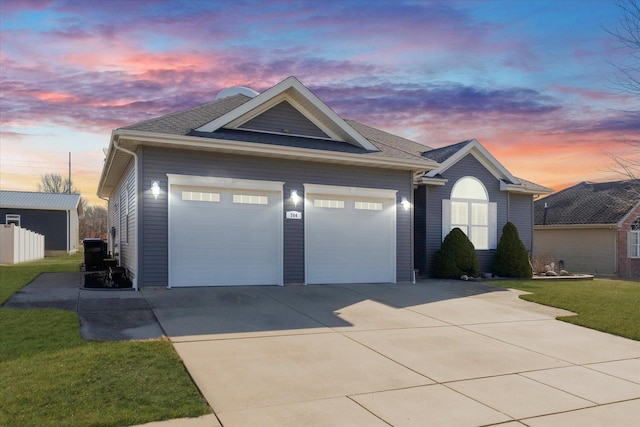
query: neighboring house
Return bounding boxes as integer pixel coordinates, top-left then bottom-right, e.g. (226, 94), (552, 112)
(533, 180), (640, 277)
(98, 76), (550, 289)
(0, 191), (83, 255)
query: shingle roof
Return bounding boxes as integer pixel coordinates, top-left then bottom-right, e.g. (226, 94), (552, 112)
(0, 191), (82, 211)
(534, 180), (640, 225)
(120, 94), (251, 134)
(422, 140), (473, 162)
(512, 177), (553, 194)
(119, 94), (433, 164)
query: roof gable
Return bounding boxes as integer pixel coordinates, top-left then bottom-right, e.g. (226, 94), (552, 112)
(195, 76), (379, 151)
(535, 180), (640, 226)
(424, 139), (519, 183)
(238, 99), (330, 139)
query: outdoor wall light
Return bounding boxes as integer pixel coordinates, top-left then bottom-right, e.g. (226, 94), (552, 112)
(151, 181), (160, 200)
(401, 197), (411, 211)
(291, 190), (301, 207)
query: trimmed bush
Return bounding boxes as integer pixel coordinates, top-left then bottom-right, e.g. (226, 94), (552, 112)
(492, 221), (532, 278)
(433, 227), (480, 279)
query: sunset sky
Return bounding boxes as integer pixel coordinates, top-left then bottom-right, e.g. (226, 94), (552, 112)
(1, 0), (638, 206)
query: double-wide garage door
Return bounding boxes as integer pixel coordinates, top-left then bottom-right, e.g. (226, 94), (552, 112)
(168, 176), (283, 287)
(168, 176), (397, 286)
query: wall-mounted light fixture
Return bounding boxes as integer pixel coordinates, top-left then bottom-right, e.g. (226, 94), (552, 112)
(291, 189), (301, 207)
(401, 197), (411, 211)
(151, 181), (160, 200)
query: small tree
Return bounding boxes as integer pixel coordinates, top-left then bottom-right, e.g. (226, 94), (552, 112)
(492, 222), (532, 278)
(433, 227), (480, 279)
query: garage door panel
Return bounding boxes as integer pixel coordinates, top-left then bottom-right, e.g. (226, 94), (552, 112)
(305, 192), (396, 284)
(169, 184), (281, 287)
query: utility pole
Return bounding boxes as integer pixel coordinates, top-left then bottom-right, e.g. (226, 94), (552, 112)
(68, 152), (71, 194)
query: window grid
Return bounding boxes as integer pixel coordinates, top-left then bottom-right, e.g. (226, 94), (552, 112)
(630, 218), (640, 258)
(314, 199), (344, 209)
(233, 194), (268, 205)
(450, 177), (491, 250)
(355, 201), (383, 211)
(182, 191), (220, 202)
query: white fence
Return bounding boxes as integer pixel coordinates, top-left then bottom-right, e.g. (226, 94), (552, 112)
(0, 224), (45, 264)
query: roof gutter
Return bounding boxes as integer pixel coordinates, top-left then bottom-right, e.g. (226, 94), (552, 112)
(113, 129), (436, 172)
(534, 224), (620, 230)
(112, 137), (139, 291)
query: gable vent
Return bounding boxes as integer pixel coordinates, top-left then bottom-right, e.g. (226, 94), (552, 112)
(216, 86), (259, 100)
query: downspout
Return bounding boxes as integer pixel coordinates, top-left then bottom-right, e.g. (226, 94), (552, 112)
(113, 137), (139, 291)
(67, 210), (70, 254)
(98, 195), (112, 257)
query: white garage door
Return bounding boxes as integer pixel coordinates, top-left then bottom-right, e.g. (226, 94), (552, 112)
(304, 184), (396, 284)
(168, 175), (283, 287)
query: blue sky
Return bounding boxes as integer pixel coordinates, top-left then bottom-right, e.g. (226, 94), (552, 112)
(0, 0), (637, 204)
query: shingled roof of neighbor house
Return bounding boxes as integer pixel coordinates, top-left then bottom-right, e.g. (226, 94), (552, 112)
(534, 179), (640, 225)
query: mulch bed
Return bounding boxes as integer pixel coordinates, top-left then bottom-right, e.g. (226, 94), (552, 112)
(83, 272), (132, 289)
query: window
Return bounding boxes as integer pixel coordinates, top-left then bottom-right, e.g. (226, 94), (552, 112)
(233, 194), (268, 205)
(629, 217), (640, 258)
(5, 214), (20, 227)
(313, 199), (344, 209)
(182, 191), (220, 202)
(355, 201), (383, 211)
(443, 177), (497, 250)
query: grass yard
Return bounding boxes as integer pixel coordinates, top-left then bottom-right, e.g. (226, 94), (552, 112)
(0, 255), (210, 427)
(491, 278), (640, 341)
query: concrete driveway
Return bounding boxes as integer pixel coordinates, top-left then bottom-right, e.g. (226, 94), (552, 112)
(139, 280), (640, 427)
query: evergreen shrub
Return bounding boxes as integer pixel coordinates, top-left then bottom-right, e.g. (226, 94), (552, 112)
(492, 221), (533, 278)
(433, 227), (480, 279)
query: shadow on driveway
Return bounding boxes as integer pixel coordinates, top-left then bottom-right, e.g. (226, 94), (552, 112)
(1, 272), (514, 341)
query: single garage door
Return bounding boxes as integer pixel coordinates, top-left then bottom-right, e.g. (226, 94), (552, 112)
(168, 175), (283, 287)
(304, 184), (396, 284)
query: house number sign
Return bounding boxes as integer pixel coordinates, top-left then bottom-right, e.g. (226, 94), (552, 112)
(286, 211), (302, 220)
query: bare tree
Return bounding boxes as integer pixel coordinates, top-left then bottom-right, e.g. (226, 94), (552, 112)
(608, 0), (640, 96)
(80, 204), (108, 239)
(38, 173), (78, 194)
(605, 0), (640, 179)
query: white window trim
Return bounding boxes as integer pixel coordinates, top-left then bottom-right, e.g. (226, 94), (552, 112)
(443, 176), (497, 250)
(629, 231), (640, 259)
(629, 218), (640, 258)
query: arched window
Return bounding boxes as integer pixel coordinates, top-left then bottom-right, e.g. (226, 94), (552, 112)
(629, 217), (640, 258)
(443, 177), (497, 250)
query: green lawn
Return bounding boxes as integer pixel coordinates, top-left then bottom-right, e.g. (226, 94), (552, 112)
(0, 255), (210, 427)
(491, 278), (640, 341)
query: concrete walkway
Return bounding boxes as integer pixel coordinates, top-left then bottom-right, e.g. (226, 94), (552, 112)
(5, 274), (640, 426)
(139, 281), (640, 427)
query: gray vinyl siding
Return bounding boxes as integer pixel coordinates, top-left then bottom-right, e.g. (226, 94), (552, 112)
(508, 192), (534, 252)
(0, 208), (67, 251)
(421, 154), (508, 275)
(414, 185), (427, 274)
(238, 100), (330, 139)
(109, 161), (136, 278)
(139, 146), (413, 287)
